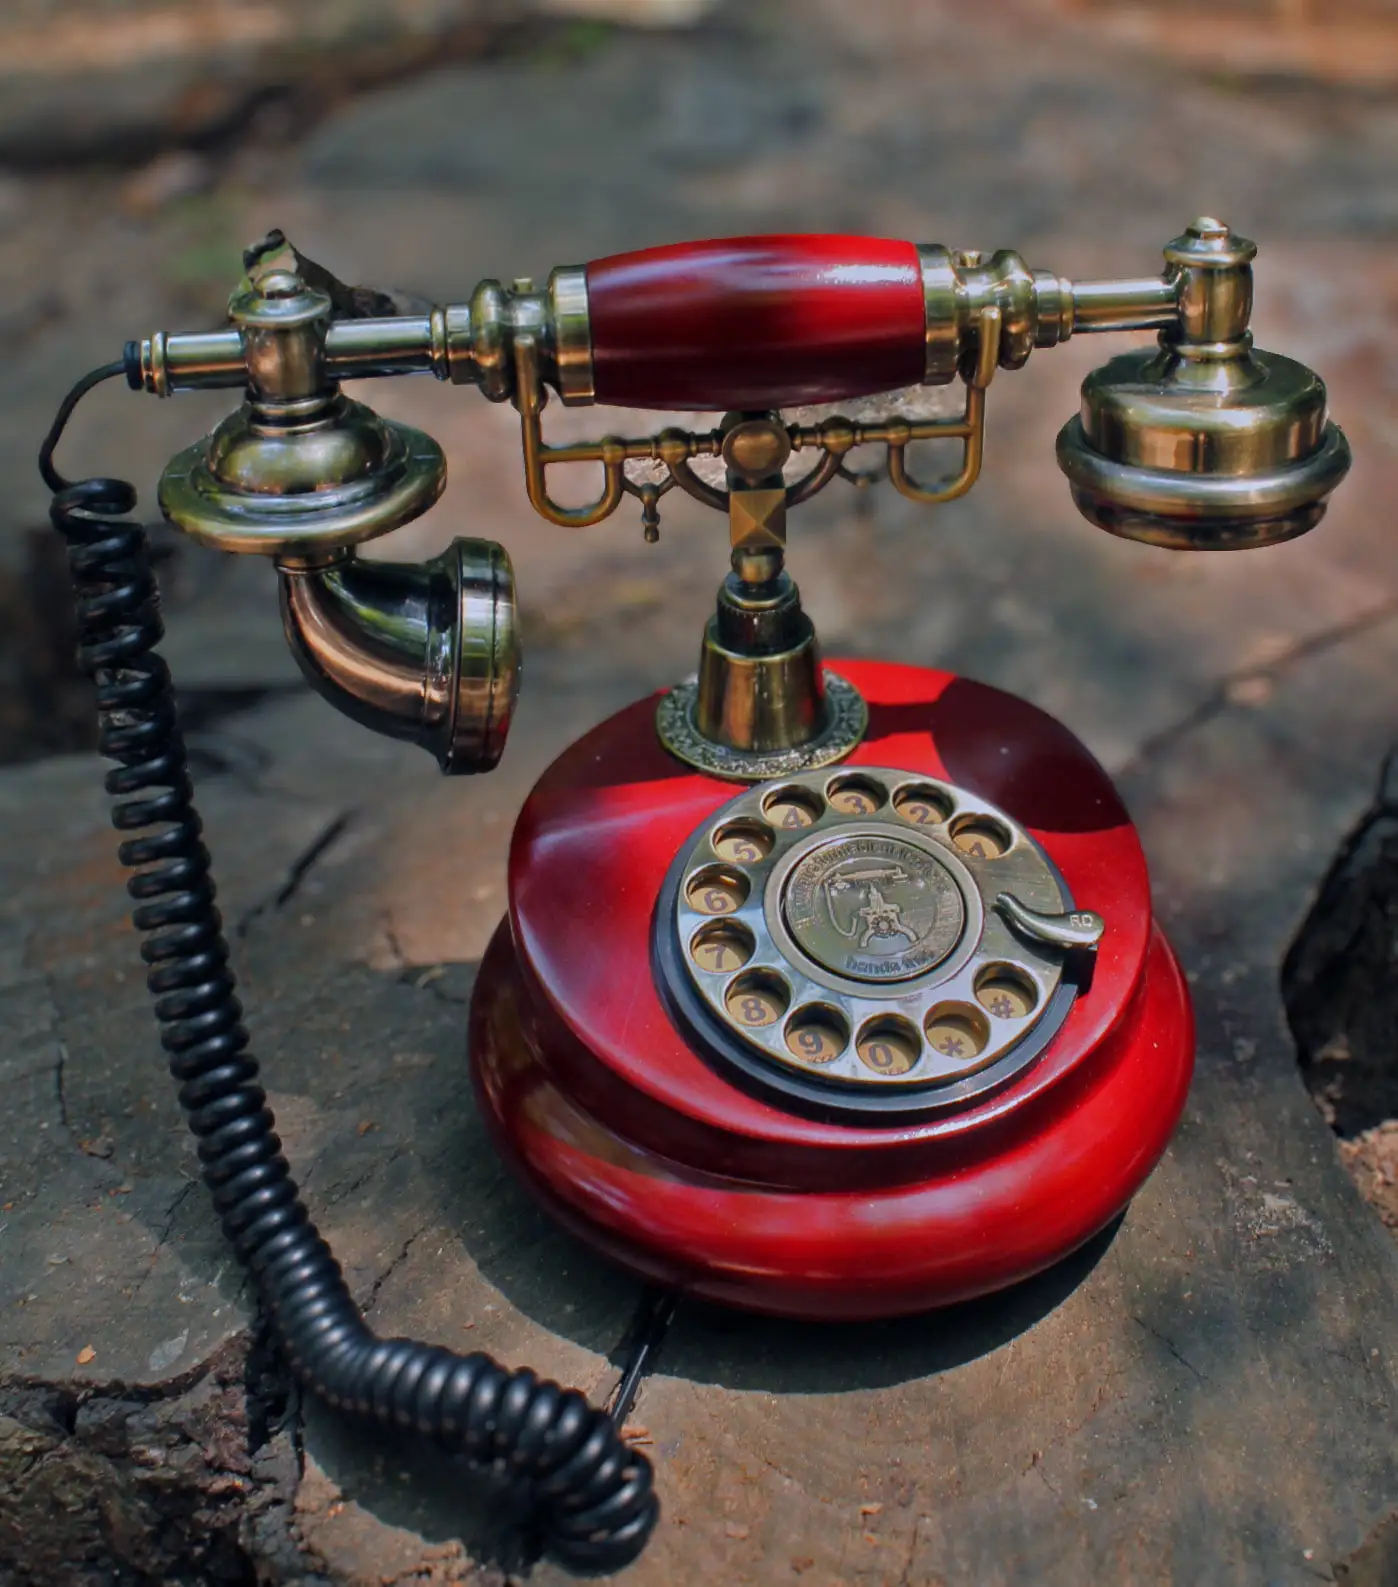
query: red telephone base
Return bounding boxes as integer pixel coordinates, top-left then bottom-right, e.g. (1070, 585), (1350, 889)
(469, 661), (1193, 1321)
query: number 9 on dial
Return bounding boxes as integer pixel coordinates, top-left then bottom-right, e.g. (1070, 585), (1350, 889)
(784, 1011), (847, 1064)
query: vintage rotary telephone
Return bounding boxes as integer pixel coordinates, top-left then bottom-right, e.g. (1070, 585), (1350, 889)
(39, 219), (1349, 1569)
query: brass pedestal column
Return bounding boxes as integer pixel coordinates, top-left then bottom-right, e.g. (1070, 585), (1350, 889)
(694, 559), (824, 753)
(657, 415), (868, 780)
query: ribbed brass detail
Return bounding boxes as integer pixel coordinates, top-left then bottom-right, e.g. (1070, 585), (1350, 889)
(549, 265), (593, 405)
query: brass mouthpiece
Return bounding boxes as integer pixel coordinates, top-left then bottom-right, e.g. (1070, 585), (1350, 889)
(1056, 219), (1350, 549)
(280, 539), (519, 775)
(154, 263), (520, 775)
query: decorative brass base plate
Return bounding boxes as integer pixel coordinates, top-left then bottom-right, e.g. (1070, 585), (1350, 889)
(658, 766), (1096, 1110)
(655, 672), (868, 782)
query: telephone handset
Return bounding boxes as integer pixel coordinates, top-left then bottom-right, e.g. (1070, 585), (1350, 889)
(40, 219), (1349, 1568)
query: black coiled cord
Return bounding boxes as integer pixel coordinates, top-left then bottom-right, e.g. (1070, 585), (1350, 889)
(40, 365), (659, 1573)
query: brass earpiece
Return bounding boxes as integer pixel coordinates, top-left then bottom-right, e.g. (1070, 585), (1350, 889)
(1056, 219), (1350, 549)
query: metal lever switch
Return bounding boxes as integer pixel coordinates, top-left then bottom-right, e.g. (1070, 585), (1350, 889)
(995, 893), (1105, 953)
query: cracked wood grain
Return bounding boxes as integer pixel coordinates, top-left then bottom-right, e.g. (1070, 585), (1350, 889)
(53, 1037), (70, 1136)
(362, 1223), (434, 1318)
(1131, 1315), (1209, 1384)
(1116, 593), (1398, 782)
(236, 811), (355, 940)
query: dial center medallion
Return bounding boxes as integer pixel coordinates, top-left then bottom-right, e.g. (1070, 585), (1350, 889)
(781, 832), (966, 982)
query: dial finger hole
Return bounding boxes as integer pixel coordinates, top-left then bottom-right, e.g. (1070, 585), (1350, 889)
(924, 1003), (991, 1061)
(893, 782), (954, 828)
(725, 970), (790, 1029)
(784, 1005), (850, 1065)
(690, 921), (755, 975)
(974, 964), (1039, 1020)
(950, 815), (1012, 859)
(855, 1015), (922, 1077)
(761, 786), (824, 831)
(825, 775), (886, 817)
(685, 865), (750, 916)
(712, 819), (774, 865)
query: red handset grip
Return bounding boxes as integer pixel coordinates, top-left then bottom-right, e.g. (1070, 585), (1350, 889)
(585, 235), (926, 411)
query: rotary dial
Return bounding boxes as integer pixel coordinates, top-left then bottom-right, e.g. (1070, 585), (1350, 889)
(663, 767), (1102, 1107)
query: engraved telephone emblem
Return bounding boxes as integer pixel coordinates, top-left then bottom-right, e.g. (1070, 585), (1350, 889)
(784, 835), (964, 979)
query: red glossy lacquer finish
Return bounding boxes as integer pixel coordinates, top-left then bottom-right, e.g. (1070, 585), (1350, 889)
(469, 661), (1195, 1320)
(585, 236), (926, 411)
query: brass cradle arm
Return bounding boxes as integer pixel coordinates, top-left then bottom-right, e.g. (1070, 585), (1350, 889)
(117, 217), (1349, 774)
(132, 257), (1182, 401)
(131, 241), (1192, 534)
